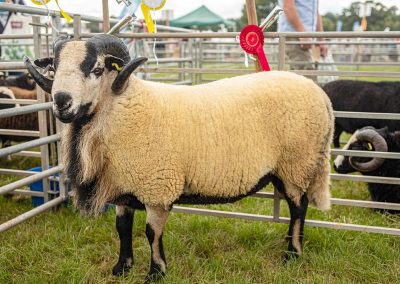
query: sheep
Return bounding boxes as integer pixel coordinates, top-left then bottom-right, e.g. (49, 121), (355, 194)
(0, 73), (36, 90)
(0, 87), (38, 148)
(323, 80), (400, 148)
(24, 34), (334, 282)
(334, 126), (400, 213)
(0, 87), (17, 110)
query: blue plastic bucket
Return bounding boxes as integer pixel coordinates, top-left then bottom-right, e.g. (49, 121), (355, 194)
(28, 167), (113, 212)
(28, 167), (60, 207)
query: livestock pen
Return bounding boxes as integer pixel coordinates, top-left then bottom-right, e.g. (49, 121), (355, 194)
(0, 2), (399, 283)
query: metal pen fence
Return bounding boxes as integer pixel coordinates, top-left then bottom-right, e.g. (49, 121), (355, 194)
(0, 3), (399, 235)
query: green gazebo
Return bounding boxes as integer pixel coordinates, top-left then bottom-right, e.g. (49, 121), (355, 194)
(170, 5), (235, 29)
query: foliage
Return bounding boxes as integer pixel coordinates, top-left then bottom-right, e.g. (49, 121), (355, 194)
(235, 0), (400, 31)
(323, 1), (400, 31)
(237, 0), (277, 31)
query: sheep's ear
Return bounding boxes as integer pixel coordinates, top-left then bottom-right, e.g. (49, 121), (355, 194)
(34, 57), (54, 69)
(105, 55), (124, 72)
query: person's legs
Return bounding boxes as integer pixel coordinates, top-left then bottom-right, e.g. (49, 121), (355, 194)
(286, 39), (317, 82)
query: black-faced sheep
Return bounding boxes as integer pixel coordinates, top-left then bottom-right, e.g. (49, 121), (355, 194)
(25, 34), (334, 282)
(334, 126), (400, 213)
(0, 73), (36, 90)
(323, 80), (400, 148)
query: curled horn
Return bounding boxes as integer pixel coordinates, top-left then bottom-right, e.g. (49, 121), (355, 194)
(87, 34), (131, 64)
(23, 56), (53, 93)
(350, 128), (388, 172)
(111, 57), (148, 93)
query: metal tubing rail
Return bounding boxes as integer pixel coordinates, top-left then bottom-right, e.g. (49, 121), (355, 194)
(0, 102), (52, 118)
(202, 40), (400, 45)
(296, 70), (400, 78)
(11, 189), (43, 197)
(0, 62), (27, 70)
(0, 34), (33, 39)
(330, 173), (400, 185)
(171, 206), (400, 235)
(80, 31), (400, 39)
(331, 149), (400, 159)
(0, 168), (36, 176)
(333, 111), (400, 120)
(0, 133), (60, 158)
(0, 3), (192, 33)
(0, 195), (66, 233)
(0, 98), (38, 105)
(147, 58), (193, 64)
(0, 3), (114, 24)
(0, 165), (61, 195)
(201, 60), (400, 67)
(12, 151), (41, 158)
(0, 129), (40, 137)
(253, 192), (400, 211)
(137, 67), (400, 78)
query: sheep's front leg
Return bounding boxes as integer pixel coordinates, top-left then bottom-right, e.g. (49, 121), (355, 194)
(145, 205), (169, 283)
(112, 205), (134, 276)
(285, 192), (308, 259)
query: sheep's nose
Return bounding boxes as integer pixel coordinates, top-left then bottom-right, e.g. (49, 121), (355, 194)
(54, 92), (72, 112)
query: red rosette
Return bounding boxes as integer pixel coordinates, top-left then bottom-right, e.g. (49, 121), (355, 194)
(239, 24), (264, 54)
(239, 24), (270, 71)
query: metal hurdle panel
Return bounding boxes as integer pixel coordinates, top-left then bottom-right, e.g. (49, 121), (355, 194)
(105, 30), (400, 235)
(0, 2), (400, 235)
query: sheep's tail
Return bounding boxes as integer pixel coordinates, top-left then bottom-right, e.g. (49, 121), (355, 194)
(307, 96), (334, 211)
(307, 154), (331, 210)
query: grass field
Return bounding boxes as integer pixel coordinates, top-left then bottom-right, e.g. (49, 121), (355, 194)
(1, 156), (400, 283)
(1, 67), (400, 283)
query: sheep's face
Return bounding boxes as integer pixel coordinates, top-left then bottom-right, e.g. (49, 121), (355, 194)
(25, 35), (147, 123)
(51, 41), (122, 123)
(333, 131), (369, 174)
(334, 127), (389, 174)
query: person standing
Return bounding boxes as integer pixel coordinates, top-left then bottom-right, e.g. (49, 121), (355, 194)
(277, 0), (327, 81)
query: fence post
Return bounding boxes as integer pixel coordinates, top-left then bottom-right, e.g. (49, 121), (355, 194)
(188, 38), (194, 85)
(179, 40), (184, 82)
(32, 16), (51, 203)
(102, 0), (110, 33)
(277, 35), (286, 71)
(198, 40), (203, 84)
(73, 14), (82, 40)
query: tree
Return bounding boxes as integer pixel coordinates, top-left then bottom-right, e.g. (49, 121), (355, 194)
(235, 0), (400, 32)
(322, 12), (338, 31)
(330, 1), (400, 31)
(237, 0), (277, 31)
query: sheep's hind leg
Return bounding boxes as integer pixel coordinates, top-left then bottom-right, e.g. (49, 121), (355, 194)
(112, 205), (135, 276)
(333, 123), (343, 148)
(282, 186), (309, 260)
(145, 205), (169, 283)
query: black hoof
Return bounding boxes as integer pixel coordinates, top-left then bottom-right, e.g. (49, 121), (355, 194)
(144, 270), (164, 284)
(283, 249), (300, 263)
(112, 259), (133, 276)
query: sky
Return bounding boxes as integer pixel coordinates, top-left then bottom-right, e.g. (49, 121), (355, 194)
(24, 0), (400, 20)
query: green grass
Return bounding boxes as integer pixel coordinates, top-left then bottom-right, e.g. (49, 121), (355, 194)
(1, 162), (400, 283)
(1, 191), (399, 283)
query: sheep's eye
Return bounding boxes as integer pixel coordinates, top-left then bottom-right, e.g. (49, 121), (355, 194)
(92, 68), (104, 77)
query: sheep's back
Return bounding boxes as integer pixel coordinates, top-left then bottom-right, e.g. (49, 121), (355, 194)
(106, 71), (333, 206)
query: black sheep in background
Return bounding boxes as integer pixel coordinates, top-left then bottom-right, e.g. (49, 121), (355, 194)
(0, 87), (39, 148)
(0, 73), (36, 91)
(334, 126), (400, 213)
(323, 80), (400, 148)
